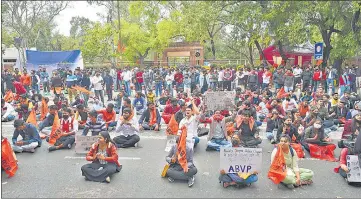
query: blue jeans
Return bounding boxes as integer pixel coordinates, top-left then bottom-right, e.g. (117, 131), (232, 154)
(2, 114), (15, 122)
(108, 121), (117, 128)
(155, 82), (162, 97)
(135, 82), (143, 91)
(313, 81), (320, 92)
(262, 83), (269, 90)
(206, 139), (232, 151)
(326, 79), (335, 93)
(274, 83), (281, 89)
(340, 85), (349, 96)
(32, 84), (40, 94)
(124, 81), (131, 96)
(266, 132), (274, 140)
(193, 137), (200, 147)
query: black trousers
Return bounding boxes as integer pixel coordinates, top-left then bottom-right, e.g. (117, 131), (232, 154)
(55, 135), (75, 149)
(113, 134), (140, 148)
(81, 162), (121, 182)
(303, 80), (310, 91)
(166, 164), (197, 181)
(223, 81), (232, 91)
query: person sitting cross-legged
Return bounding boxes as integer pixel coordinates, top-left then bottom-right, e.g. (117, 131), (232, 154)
(1, 99), (16, 122)
(81, 131), (122, 183)
(82, 110), (107, 136)
(48, 108), (77, 152)
(97, 103), (117, 130)
(139, 102), (161, 131)
(113, 108), (140, 148)
(235, 110), (262, 148)
(12, 119), (42, 153)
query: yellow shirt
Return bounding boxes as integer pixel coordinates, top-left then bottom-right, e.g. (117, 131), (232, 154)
(147, 93), (155, 103)
(330, 98), (339, 106)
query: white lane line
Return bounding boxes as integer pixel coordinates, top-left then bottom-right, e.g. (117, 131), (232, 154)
(64, 156), (141, 160)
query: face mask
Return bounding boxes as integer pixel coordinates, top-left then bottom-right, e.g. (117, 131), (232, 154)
(314, 123), (322, 129)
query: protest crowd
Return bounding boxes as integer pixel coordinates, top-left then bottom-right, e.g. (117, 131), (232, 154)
(1, 63), (361, 189)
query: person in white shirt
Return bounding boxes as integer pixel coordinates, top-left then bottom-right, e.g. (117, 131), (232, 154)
(257, 97), (269, 121)
(293, 65), (303, 88)
(1, 99), (16, 122)
(165, 72), (174, 93)
(122, 68), (132, 96)
(218, 69), (224, 90)
(282, 97), (299, 112)
(178, 99), (201, 148)
(114, 108), (140, 148)
(91, 72), (105, 105)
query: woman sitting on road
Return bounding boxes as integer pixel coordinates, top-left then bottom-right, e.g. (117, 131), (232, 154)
(269, 135), (314, 189)
(81, 131), (122, 183)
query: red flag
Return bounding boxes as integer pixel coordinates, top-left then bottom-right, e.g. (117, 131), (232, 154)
(177, 126), (188, 173)
(26, 109), (38, 127)
(268, 145), (287, 184)
(276, 87), (288, 99)
(1, 138), (18, 177)
(48, 111), (61, 145)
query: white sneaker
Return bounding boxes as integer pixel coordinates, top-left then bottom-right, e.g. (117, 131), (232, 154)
(188, 176), (195, 187)
(105, 176), (111, 183)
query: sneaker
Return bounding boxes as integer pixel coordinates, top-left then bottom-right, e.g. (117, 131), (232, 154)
(168, 177), (175, 183)
(286, 184), (294, 189)
(48, 146), (57, 152)
(67, 144), (72, 149)
(105, 176), (111, 183)
(270, 139), (276, 144)
(29, 148), (36, 153)
(188, 176), (195, 187)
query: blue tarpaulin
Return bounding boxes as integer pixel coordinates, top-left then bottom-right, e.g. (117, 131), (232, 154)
(26, 50), (81, 65)
(25, 50), (84, 75)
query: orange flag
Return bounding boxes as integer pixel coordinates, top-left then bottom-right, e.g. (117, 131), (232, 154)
(1, 138), (18, 178)
(26, 109), (38, 127)
(48, 111), (61, 145)
(40, 98), (48, 121)
(268, 145), (287, 184)
(276, 87), (288, 99)
(166, 114), (179, 135)
(177, 126), (188, 173)
(4, 90), (14, 103)
(72, 85), (93, 95)
(235, 115), (255, 130)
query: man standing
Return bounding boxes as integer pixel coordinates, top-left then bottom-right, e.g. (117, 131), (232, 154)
(356, 66), (361, 96)
(20, 70), (31, 92)
(293, 65), (303, 90)
(40, 68), (50, 95)
(66, 70), (78, 103)
(103, 71), (114, 101)
(326, 66), (337, 94)
(135, 69), (144, 91)
(222, 68), (233, 91)
(301, 67), (313, 91)
(31, 70), (40, 94)
(92, 72), (105, 105)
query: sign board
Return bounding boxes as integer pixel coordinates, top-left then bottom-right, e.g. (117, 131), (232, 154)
(347, 155), (361, 182)
(205, 91), (236, 111)
(165, 135), (177, 152)
(314, 42), (323, 60)
(220, 147), (262, 174)
(75, 135), (98, 154)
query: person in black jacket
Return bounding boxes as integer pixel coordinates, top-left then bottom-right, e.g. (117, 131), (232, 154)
(139, 102), (161, 131)
(276, 116), (300, 144)
(80, 71), (91, 108)
(266, 109), (283, 141)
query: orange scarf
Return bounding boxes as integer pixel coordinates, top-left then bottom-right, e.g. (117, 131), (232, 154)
(26, 109), (38, 127)
(48, 111), (61, 145)
(4, 90), (14, 103)
(235, 115), (255, 130)
(177, 126), (188, 172)
(268, 145), (287, 184)
(149, 108), (157, 126)
(166, 114), (178, 135)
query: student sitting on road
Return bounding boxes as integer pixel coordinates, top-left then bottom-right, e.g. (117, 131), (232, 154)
(75, 104), (88, 129)
(269, 135), (313, 189)
(265, 109), (283, 142)
(15, 94), (33, 121)
(1, 99), (16, 122)
(165, 136), (197, 187)
(82, 110), (107, 136)
(162, 98), (181, 124)
(48, 108), (77, 152)
(81, 131), (122, 183)
(235, 110), (262, 148)
(199, 110), (233, 151)
(38, 105), (62, 135)
(139, 102), (161, 131)
(275, 116), (301, 144)
(97, 103), (117, 129)
(12, 119), (42, 153)
(178, 99), (201, 147)
(133, 92), (146, 115)
(302, 119), (335, 153)
(114, 108), (140, 148)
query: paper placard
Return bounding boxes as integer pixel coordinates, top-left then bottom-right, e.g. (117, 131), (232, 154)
(165, 135), (177, 152)
(347, 155), (361, 182)
(220, 147), (262, 174)
(75, 135), (99, 154)
(205, 91), (235, 111)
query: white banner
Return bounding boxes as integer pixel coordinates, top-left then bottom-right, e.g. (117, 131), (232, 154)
(205, 91), (236, 111)
(75, 135), (99, 154)
(347, 155), (361, 182)
(220, 147), (262, 174)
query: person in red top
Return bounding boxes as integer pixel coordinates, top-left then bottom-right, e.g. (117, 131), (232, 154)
(48, 108), (77, 152)
(312, 67), (322, 92)
(97, 103), (117, 129)
(162, 98), (181, 124)
(81, 131), (122, 183)
(20, 70), (31, 92)
(135, 70), (144, 91)
(116, 69), (123, 91)
(174, 70), (184, 89)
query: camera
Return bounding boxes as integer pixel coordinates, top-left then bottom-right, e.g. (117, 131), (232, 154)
(338, 134), (356, 154)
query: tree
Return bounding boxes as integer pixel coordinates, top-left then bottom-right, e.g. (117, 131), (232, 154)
(69, 16), (93, 38)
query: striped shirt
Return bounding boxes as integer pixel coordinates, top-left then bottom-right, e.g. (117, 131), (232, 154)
(82, 121), (107, 136)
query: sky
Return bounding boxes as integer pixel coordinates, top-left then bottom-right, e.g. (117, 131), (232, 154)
(53, 1), (107, 36)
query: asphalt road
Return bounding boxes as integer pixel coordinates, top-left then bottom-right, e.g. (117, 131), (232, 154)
(2, 119), (361, 198)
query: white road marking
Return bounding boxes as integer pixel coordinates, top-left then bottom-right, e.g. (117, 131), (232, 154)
(64, 156), (141, 160)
